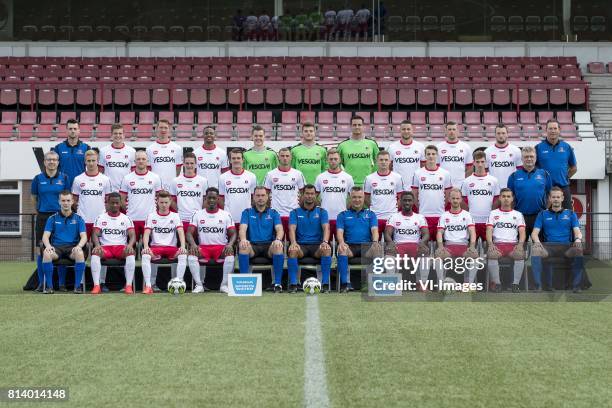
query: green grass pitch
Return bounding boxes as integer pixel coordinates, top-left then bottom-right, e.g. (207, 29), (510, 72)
(1, 261), (612, 408)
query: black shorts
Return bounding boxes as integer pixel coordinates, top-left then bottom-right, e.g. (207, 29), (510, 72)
(348, 244), (363, 258)
(298, 243), (321, 258)
(35, 212), (54, 244)
(251, 242), (272, 259)
(47, 245), (89, 261)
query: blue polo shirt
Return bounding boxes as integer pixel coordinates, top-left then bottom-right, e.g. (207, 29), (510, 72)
(44, 211), (86, 247)
(336, 208), (377, 244)
(535, 139), (577, 188)
(240, 207), (282, 243)
(534, 209), (579, 243)
(31, 171), (70, 213)
(53, 140), (90, 187)
(507, 168), (552, 215)
(289, 206), (329, 244)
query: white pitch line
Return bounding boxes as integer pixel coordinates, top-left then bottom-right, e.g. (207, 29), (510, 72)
(304, 295), (330, 408)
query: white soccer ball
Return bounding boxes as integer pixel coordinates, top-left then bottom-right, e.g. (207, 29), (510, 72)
(302, 277), (321, 295)
(167, 278), (186, 295)
(441, 277), (457, 295)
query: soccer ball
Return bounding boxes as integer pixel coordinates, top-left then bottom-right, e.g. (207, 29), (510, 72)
(167, 278), (186, 295)
(302, 277), (321, 295)
(441, 277), (457, 295)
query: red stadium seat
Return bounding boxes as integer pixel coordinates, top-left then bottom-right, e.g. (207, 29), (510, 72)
(416, 77), (435, 107)
(522, 124), (540, 140)
(264, 76), (283, 106)
(0, 89), (17, 106)
(20, 111), (37, 124)
(587, 62), (605, 74)
(237, 111), (253, 124)
(355, 112), (371, 124)
(506, 125), (522, 140)
(1, 111), (17, 125)
(538, 111), (554, 125)
(454, 87), (472, 108)
(139, 112), (155, 125)
(177, 112), (194, 125)
(158, 111), (174, 123)
(323, 76), (340, 106)
(391, 112), (408, 125)
(57, 88), (75, 107)
(398, 77), (416, 106)
(170, 88), (188, 107)
(501, 111), (518, 124)
(519, 112), (536, 124)
(209, 76), (228, 106)
(464, 112), (481, 125)
(380, 76), (397, 107)
(335, 112), (350, 125)
(256, 111), (272, 125)
(474, 86), (492, 108)
(556, 111), (573, 124)
(217, 111), (233, 124)
(446, 112), (462, 124)
(465, 125), (484, 139)
(0, 123), (14, 139)
(228, 77), (246, 107)
(133, 124), (154, 140)
(285, 76), (303, 106)
(304, 77), (322, 108)
(37, 88), (56, 107)
(300, 111), (315, 124)
(152, 88), (169, 107)
(175, 124), (194, 139)
(483, 112), (499, 125)
(246, 77), (264, 106)
(430, 125), (445, 139)
(114, 87), (132, 107)
(568, 85), (586, 106)
(560, 124), (578, 139)
(360, 78), (378, 106)
(197, 112), (213, 125)
(75, 86), (94, 106)
(529, 85), (548, 107)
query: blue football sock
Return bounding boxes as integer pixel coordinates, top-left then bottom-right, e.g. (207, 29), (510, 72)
(338, 255), (349, 284)
(545, 263), (554, 288)
(531, 256), (543, 287)
(572, 257), (584, 289)
(57, 265), (67, 286)
(36, 255), (43, 287)
(273, 254), (284, 285)
(238, 254), (250, 274)
(74, 262), (85, 289)
(288, 258), (298, 285)
(321, 256), (332, 285)
(43, 262), (54, 289)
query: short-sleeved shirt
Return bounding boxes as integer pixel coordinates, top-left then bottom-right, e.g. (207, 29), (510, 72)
(388, 139), (426, 189)
(145, 211), (183, 247)
(290, 143), (327, 185)
(31, 171), (70, 213)
(190, 209), (235, 246)
(44, 211), (86, 247)
(437, 210), (474, 244)
(98, 143), (136, 190)
(386, 211), (427, 243)
(119, 171), (162, 221)
(535, 139), (577, 187)
(289, 206), (329, 244)
(192, 144), (229, 189)
(53, 140), (91, 187)
(240, 207), (282, 244)
(486, 209), (525, 244)
(364, 171), (404, 220)
(412, 166), (452, 217)
(71, 171), (112, 223)
(314, 169), (354, 220)
(218, 169), (257, 222)
(507, 168), (552, 216)
(146, 140), (183, 189)
(337, 138), (379, 187)
(243, 148), (279, 185)
(264, 167), (306, 217)
(168, 174), (209, 222)
(437, 140), (473, 188)
(336, 208), (377, 244)
(461, 173), (500, 224)
(93, 212), (134, 246)
(484, 143), (522, 189)
(534, 209), (580, 243)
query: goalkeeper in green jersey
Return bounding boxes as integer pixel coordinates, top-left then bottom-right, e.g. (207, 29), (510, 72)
(243, 125), (279, 185)
(336, 115), (379, 187)
(290, 122), (327, 185)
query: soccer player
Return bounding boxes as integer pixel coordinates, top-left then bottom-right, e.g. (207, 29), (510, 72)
(31, 151), (70, 291)
(290, 122), (327, 185)
(314, 148), (354, 237)
(99, 123), (136, 191)
(384, 192), (430, 287)
(437, 121), (473, 188)
(238, 187), (285, 292)
(146, 119), (183, 189)
(486, 188), (526, 293)
(484, 124), (522, 188)
(218, 148), (257, 229)
(72, 150), (112, 240)
(531, 187), (584, 292)
(90, 193), (136, 294)
(40, 191), (88, 294)
(243, 125), (278, 185)
(388, 120), (425, 191)
(507, 146), (552, 239)
(192, 126), (229, 189)
(461, 150), (500, 245)
(436, 189), (478, 284)
(337, 115), (379, 188)
(364, 151), (404, 234)
(288, 185), (332, 293)
(187, 188), (237, 294)
(264, 147), (306, 236)
(53, 118), (90, 188)
(535, 119), (578, 209)
(336, 187), (382, 292)
(412, 145), (452, 241)
(119, 150), (162, 241)
(141, 191), (187, 294)
(169, 152), (208, 231)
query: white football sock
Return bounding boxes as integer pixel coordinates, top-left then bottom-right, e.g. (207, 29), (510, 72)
(177, 254), (187, 281)
(99, 264), (107, 284)
(187, 255), (202, 285)
(141, 254), (152, 286)
(513, 260), (525, 284)
(124, 255), (136, 286)
(150, 264), (158, 287)
(488, 260), (500, 284)
(222, 256), (235, 286)
(467, 266), (477, 284)
(418, 261), (430, 285)
(91, 255), (101, 285)
(435, 264), (445, 283)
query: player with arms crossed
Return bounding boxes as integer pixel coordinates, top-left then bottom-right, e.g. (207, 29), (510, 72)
(364, 150), (404, 233)
(435, 189), (478, 285)
(90, 192), (136, 294)
(437, 121), (473, 188)
(337, 115), (379, 187)
(193, 126), (229, 189)
(388, 120), (425, 191)
(290, 122), (327, 185)
(486, 188), (526, 293)
(141, 191), (188, 294)
(484, 124), (522, 188)
(169, 152), (208, 231)
(146, 119), (183, 189)
(98, 124), (136, 190)
(243, 125), (279, 185)
(218, 148), (257, 230)
(187, 188), (236, 294)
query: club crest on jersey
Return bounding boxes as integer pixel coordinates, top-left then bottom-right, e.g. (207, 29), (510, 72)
(439, 177), (443, 181)
(421, 177), (426, 181)
(445, 218), (450, 223)
(469, 183), (475, 187)
(372, 182), (378, 187)
(395, 222), (401, 226)
(273, 178), (279, 182)
(106, 155), (112, 159)
(441, 150), (447, 154)
(80, 183), (86, 187)
(396, 151), (401, 155)
(120, 222), (125, 226)
(130, 181), (135, 186)
(200, 220), (205, 224)
(102, 221), (107, 226)
(170, 220), (174, 224)
(152, 220), (157, 224)
(198, 157), (203, 161)
(148, 181), (152, 184)
(218, 219), (223, 224)
(491, 154), (497, 159)
(153, 151), (158, 155)
(323, 180), (328, 184)
(177, 184), (183, 188)
(341, 180), (345, 183)
(124, 155), (128, 159)
(98, 183), (103, 186)
(226, 181), (231, 185)
(494, 216), (500, 220)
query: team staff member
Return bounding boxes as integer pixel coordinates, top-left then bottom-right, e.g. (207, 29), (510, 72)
(531, 187), (584, 292)
(31, 151), (70, 291)
(53, 119), (90, 188)
(535, 119), (578, 209)
(336, 187), (382, 292)
(238, 187), (285, 292)
(337, 115), (379, 187)
(288, 185), (332, 293)
(507, 146), (552, 239)
(40, 191), (88, 294)
(243, 125), (279, 185)
(290, 122), (327, 185)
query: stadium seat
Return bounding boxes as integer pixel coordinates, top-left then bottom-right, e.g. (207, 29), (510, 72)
(391, 112), (408, 125)
(587, 62), (605, 74)
(323, 76), (340, 106)
(446, 112), (462, 124)
(171, 88), (189, 107)
(158, 111), (174, 123)
(359, 78), (378, 107)
(556, 111), (573, 124)
(40, 112), (57, 125)
(0, 89), (17, 106)
(177, 111), (194, 125)
(139, 112), (155, 125)
(118, 112), (134, 126)
(538, 111), (554, 125)
(464, 112), (481, 125)
(197, 112), (214, 125)
(380, 76), (397, 107)
(520, 111), (536, 124)
(501, 111), (518, 124)
(300, 111), (315, 124)
(483, 112), (499, 125)
(285, 77), (303, 107)
(152, 88), (169, 107)
(428, 111), (444, 125)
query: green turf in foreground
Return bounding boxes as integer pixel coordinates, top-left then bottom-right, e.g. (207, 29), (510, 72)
(1, 262), (612, 408)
